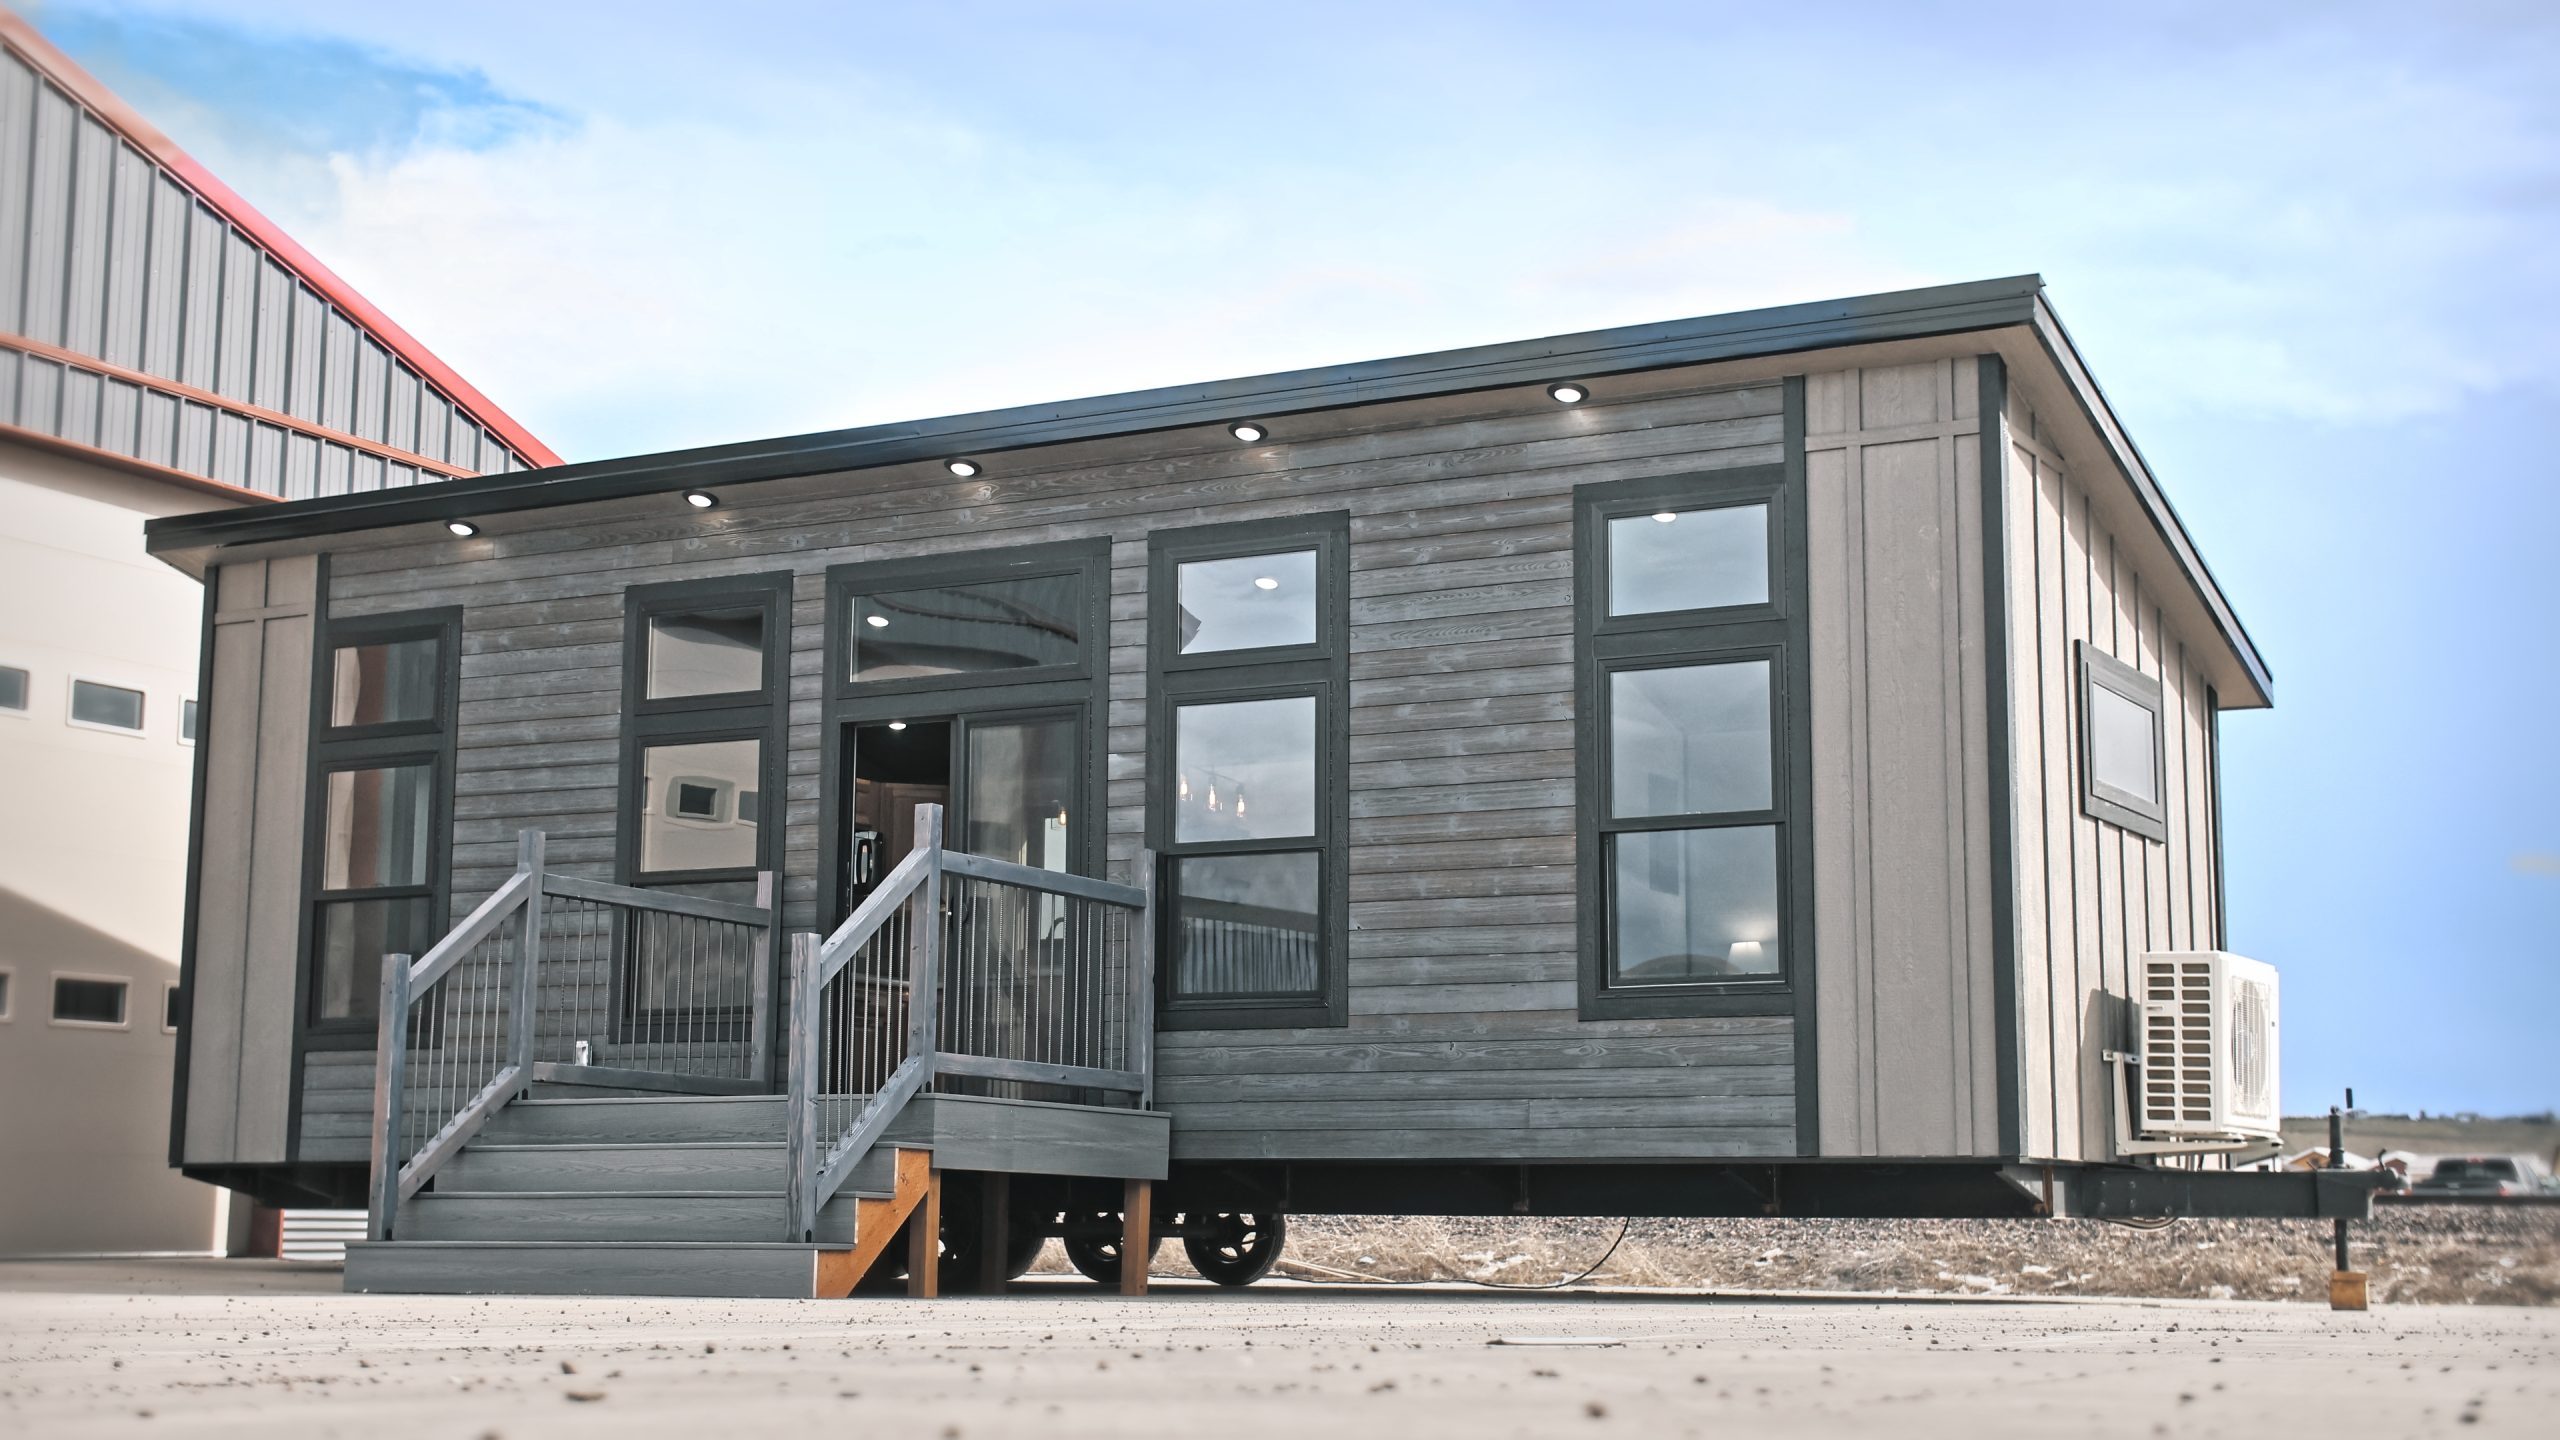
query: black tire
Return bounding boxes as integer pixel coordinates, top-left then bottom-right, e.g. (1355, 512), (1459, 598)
(1062, 1211), (1162, 1286)
(1182, 1212), (1286, 1287)
(934, 1187), (1052, 1289)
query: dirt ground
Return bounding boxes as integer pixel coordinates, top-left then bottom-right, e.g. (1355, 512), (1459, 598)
(3, 1258), (2556, 1439)
(1072, 1205), (2560, 1306)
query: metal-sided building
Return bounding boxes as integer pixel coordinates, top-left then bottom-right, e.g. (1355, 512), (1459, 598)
(145, 276), (2359, 1297)
(0, 5), (551, 1257)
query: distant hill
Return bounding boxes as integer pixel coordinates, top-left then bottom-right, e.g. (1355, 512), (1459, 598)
(2280, 1114), (2560, 1166)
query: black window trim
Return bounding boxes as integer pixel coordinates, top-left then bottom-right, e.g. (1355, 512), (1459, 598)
(296, 603), (461, 1048)
(618, 572), (793, 889)
(2077, 640), (2171, 843)
(1147, 512), (1351, 1031)
(817, 540), (1112, 929)
(1574, 461), (1814, 1022)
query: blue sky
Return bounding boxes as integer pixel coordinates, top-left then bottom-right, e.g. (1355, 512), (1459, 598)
(29, 0), (2556, 1113)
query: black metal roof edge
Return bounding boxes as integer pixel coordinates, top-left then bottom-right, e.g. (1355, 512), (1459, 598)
(145, 275), (2046, 554)
(2022, 295), (2274, 706)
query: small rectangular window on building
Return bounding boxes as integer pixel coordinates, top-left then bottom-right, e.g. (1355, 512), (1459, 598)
(181, 698), (198, 744)
(165, 984), (183, 1033)
(51, 975), (129, 1027)
(0, 969), (13, 1020)
(0, 665), (27, 712)
(70, 679), (146, 732)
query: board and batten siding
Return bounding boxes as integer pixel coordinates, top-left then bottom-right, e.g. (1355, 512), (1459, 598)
(182, 555), (314, 1166)
(319, 367), (1803, 1163)
(1999, 388), (2223, 1165)
(1802, 359), (2003, 1159)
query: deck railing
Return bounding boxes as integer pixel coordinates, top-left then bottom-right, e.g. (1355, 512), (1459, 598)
(367, 830), (775, 1241)
(785, 804), (1153, 1241)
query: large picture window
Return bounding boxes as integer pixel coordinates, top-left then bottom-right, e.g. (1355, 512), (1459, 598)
(304, 608), (459, 1037)
(1576, 465), (1811, 1020)
(1148, 514), (1349, 1029)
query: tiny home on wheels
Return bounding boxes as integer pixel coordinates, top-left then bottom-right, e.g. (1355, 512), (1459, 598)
(146, 277), (2373, 1297)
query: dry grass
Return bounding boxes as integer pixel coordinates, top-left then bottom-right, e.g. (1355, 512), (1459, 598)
(1038, 1206), (2560, 1305)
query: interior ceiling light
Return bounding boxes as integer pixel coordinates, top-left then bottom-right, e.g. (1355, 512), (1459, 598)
(1252, 576), (1280, 591)
(684, 490), (718, 509)
(1652, 511), (1679, 524)
(1547, 382), (1589, 405)
(865, 614), (890, 628)
(1230, 422), (1266, 443)
(445, 520), (479, 537)
(945, 458), (981, 478)
(887, 720), (907, 731)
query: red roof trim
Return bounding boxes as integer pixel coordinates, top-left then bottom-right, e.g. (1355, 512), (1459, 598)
(0, 5), (563, 468)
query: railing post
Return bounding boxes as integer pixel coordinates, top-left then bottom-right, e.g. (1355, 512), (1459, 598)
(509, 830), (545, 1086)
(366, 952), (413, 1243)
(909, 804), (945, 1082)
(784, 931), (820, 1242)
(1131, 848), (1157, 1110)
(749, 869), (777, 1086)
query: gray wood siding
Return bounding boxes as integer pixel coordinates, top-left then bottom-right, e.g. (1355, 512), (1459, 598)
(1803, 359), (2002, 1159)
(0, 41), (532, 495)
(323, 368), (1801, 1163)
(183, 556), (315, 1166)
(2000, 391), (2223, 1164)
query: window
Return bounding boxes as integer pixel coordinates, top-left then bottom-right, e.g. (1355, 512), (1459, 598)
(51, 974), (130, 1028)
(69, 678), (145, 733)
(846, 573), (1083, 683)
(164, 983), (182, 1033)
(180, 698), (198, 744)
(305, 610), (459, 1034)
(1576, 464), (1811, 1019)
(0, 665), (26, 713)
(2079, 642), (2168, 842)
(618, 575), (788, 1039)
(622, 575), (788, 884)
(1149, 515), (1348, 1028)
(0, 968), (12, 1020)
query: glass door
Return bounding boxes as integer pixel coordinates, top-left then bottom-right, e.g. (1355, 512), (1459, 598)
(841, 707), (1084, 917)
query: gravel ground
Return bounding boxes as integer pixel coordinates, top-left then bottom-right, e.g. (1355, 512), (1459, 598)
(4, 1261), (2556, 1439)
(1073, 1206), (2560, 1305)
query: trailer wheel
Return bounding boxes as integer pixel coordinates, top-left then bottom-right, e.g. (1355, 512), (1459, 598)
(1183, 1211), (1286, 1287)
(1062, 1211), (1162, 1286)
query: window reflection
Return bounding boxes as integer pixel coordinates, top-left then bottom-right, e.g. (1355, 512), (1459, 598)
(322, 764), (435, 889)
(330, 637), (440, 726)
(1173, 696), (1315, 843)
(1609, 826), (1781, 984)
(647, 608), (764, 699)
(1607, 502), (1768, 615)
(1176, 550), (1317, 653)
(1608, 661), (1773, 818)
(1170, 851), (1321, 998)
(2089, 685), (2160, 804)
(850, 574), (1081, 681)
(639, 738), (762, 873)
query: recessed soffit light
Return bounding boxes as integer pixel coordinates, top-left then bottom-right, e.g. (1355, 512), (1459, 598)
(684, 490), (718, 509)
(945, 458), (981, 478)
(1652, 511), (1679, 524)
(1548, 382), (1588, 404)
(1230, 422), (1267, 443)
(446, 520), (479, 537)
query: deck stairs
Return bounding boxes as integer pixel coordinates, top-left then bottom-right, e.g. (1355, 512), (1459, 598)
(345, 1092), (935, 1298)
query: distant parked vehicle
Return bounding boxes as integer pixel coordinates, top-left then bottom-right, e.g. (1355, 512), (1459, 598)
(2415, 1157), (2533, 1197)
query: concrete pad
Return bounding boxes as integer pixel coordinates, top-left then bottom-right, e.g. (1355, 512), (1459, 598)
(2, 1262), (2553, 1437)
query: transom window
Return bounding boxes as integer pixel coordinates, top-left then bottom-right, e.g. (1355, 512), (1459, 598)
(2079, 642), (2169, 842)
(1577, 464), (1809, 1020)
(306, 610), (458, 1034)
(646, 607), (766, 699)
(846, 573), (1083, 682)
(1150, 516), (1349, 1028)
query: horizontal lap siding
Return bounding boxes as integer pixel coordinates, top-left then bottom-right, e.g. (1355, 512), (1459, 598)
(328, 372), (1797, 1163)
(2003, 395), (2223, 1164)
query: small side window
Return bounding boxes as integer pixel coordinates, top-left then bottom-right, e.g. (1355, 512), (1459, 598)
(0, 968), (14, 1020)
(2079, 642), (2168, 842)
(164, 984), (183, 1033)
(0, 665), (28, 713)
(69, 678), (145, 733)
(180, 698), (199, 745)
(51, 975), (130, 1028)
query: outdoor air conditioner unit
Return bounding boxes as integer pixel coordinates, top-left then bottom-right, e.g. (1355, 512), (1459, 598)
(2132, 951), (2281, 1143)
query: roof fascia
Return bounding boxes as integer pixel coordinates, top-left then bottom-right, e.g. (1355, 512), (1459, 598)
(0, 4), (561, 467)
(2022, 293), (2274, 706)
(145, 274), (2046, 554)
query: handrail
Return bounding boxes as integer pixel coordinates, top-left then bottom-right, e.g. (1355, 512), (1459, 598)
(783, 803), (1158, 1240)
(369, 829), (776, 1243)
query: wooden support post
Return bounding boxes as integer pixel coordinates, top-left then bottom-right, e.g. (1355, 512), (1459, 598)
(906, 1168), (942, 1299)
(977, 1173), (1011, 1295)
(1120, 1178), (1153, 1297)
